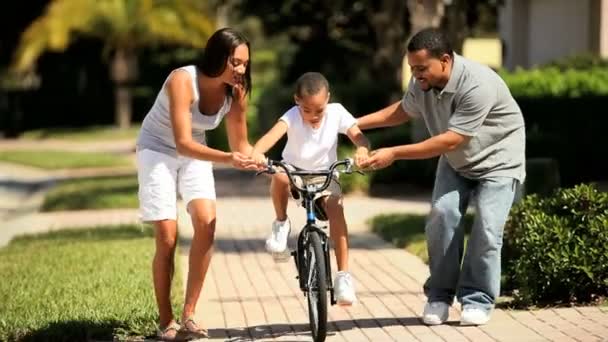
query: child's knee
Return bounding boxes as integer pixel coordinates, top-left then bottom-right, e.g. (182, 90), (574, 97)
(324, 196), (344, 215)
(271, 173), (290, 189)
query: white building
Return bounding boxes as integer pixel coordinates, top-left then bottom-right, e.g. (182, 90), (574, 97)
(499, 0), (608, 69)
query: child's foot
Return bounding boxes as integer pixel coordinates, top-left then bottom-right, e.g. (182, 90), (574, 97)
(334, 271), (357, 306)
(265, 219), (291, 257)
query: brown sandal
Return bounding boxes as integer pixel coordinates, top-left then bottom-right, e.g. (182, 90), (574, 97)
(180, 317), (209, 339)
(157, 321), (181, 341)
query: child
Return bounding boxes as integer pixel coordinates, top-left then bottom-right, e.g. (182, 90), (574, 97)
(250, 72), (370, 305)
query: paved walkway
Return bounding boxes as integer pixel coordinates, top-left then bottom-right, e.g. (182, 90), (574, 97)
(3, 195), (606, 341)
(0, 138), (607, 341)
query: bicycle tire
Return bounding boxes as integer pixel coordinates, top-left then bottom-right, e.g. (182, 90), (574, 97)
(306, 230), (328, 342)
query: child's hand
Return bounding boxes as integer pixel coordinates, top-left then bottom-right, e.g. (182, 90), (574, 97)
(354, 146), (370, 168)
(250, 151), (268, 166)
(230, 152), (257, 170)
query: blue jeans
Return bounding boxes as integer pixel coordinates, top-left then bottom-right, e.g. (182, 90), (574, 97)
(423, 157), (518, 312)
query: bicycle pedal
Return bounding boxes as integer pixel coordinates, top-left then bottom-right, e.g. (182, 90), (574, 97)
(271, 250), (291, 262)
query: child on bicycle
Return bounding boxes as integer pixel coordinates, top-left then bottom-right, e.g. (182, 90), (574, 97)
(250, 72), (370, 305)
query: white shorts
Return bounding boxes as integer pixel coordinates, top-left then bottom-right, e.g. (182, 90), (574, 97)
(136, 149), (215, 221)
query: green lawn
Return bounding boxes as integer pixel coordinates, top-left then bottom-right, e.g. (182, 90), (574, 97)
(370, 213), (473, 264)
(0, 225), (183, 341)
(0, 150), (131, 169)
(20, 125), (140, 141)
(42, 176), (139, 211)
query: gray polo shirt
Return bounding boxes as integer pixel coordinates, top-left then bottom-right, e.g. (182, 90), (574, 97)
(402, 53), (526, 182)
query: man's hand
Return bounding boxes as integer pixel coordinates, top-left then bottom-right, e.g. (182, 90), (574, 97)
(359, 148), (396, 171)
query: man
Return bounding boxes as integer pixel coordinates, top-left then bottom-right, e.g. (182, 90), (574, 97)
(358, 28), (525, 326)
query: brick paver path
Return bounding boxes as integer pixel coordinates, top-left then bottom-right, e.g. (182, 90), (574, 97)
(1, 159), (606, 341)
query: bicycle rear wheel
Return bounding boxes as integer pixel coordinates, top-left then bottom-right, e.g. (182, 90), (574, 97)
(306, 230), (328, 342)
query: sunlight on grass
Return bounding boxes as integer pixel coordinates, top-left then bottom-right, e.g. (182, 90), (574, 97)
(0, 225), (183, 341)
(42, 176), (139, 211)
(0, 150), (131, 169)
(20, 125), (140, 141)
(370, 213), (473, 264)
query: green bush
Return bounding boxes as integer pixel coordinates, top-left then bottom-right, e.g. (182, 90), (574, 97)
(500, 67), (608, 98)
(543, 54), (608, 71)
(503, 184), (608, 306)
(337, 145), (370, 194)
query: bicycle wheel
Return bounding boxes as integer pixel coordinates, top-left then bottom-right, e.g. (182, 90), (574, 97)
(306, 230), (328, 342)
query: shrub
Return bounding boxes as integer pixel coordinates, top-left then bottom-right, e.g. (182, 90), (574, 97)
(503, 184), (608, 306)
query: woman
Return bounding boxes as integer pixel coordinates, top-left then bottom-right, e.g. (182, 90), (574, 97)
(135, 28), (256, 340)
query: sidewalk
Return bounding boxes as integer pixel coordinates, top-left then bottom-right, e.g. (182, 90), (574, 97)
(0, 156), (606, 341)
(175, 196), (608, 342)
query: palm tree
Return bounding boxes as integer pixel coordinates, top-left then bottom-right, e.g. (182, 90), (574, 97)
(11, 0), (215, 129)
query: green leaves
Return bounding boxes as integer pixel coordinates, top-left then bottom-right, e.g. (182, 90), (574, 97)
(499, 56), (608, 98)
(503, 184), (608, 306)
(11, 0), (215, 72)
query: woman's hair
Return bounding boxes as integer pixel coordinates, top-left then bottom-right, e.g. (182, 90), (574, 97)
(197, 27), (252, 96)
(295, 72), (329, 98)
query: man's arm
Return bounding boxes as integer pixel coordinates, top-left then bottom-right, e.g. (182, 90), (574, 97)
(357, 101), (411, 130)
(392, 130), (469, 160)
(359, 130), (469, 170)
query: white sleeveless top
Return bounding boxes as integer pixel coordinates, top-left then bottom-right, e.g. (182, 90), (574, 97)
(136, 65), (232, 157)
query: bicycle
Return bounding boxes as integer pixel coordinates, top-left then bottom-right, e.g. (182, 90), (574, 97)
(258, 158), (358, 342)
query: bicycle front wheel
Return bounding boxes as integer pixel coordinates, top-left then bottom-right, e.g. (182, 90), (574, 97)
(306, 230), (328, 342)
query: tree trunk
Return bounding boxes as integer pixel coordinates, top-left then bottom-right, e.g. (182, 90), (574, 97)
(367, 0), (409, 104)
(442, 0), (468, 54)
(406, 0), (446, 143)
(110, 48), (137, 130)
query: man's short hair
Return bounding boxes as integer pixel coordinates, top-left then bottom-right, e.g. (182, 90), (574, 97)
(407, 28), (454, 59)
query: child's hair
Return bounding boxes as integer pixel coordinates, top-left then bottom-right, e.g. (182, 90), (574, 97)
(295, 72), (329, 98)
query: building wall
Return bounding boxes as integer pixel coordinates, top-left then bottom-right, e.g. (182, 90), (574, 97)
(528, 0), (591, 66)
(499, 0), (606, 69)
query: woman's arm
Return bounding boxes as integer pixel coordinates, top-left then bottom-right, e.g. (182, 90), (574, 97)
(357, 101), (411, 130)
(225, 84), (253, 155)
(168, 70), (232, 164)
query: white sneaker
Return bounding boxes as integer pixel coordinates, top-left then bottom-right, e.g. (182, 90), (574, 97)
(460, 307), (491, 326)
(334, 271), (357, 306)
(422, 302), (449, 325)
(265, 219), (291, 255)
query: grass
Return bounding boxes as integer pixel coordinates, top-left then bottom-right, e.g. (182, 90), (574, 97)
(370, 213), (473, 264)
(42, 176), (139, 211)
(20, 125), (140, 141)
(0, 150), (131, 170)
(0, 225), (183, 341)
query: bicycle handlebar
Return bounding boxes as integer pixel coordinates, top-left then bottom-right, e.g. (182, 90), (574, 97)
(257, 158), (358, 195)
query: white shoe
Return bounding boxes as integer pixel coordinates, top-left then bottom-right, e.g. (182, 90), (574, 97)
(422, 302), (449, 325)
(334, 271), (357, 306)
(265, 219), (291, 255)
(460, 307), (491, 326)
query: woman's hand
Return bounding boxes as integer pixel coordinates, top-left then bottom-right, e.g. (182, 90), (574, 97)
(232, 83), (247, 114)
(229, 151), (258, 170)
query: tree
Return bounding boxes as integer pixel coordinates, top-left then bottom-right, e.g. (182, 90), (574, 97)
(237, 0), (409, 105)
(11, 0), (215, 129)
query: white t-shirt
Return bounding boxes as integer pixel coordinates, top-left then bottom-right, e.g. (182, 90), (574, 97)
(280, 103), (357, 170)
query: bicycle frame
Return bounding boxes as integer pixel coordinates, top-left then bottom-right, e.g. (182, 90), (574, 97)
(260, 159), (355, 304)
